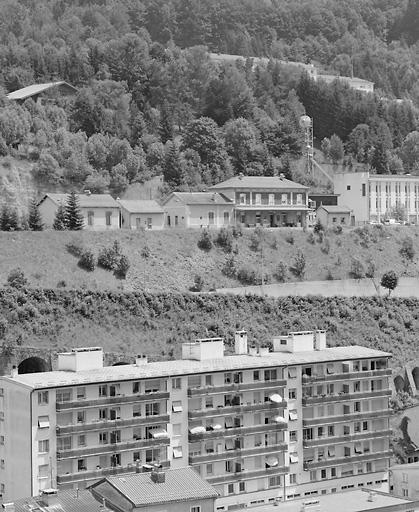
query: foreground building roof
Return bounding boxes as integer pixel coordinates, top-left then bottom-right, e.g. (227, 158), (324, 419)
(162, 192), (234, 205)
(13, 489), (103, 512)
(210, 176), (308, 190)
(39, 193), (119, 208)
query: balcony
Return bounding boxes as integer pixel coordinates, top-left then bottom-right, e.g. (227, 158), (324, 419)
(56, 414), (170, 435)
(57, 437), (169, 460)
(302, 389), (392, 406)
(57, 460), (170, 485)
(303, 429), (392, 448)
(189, 443), (287, 464)
(302, 409), (391, 427)
(206, 465), (289, 485)
(187, 379), (287, 397)
(303, 450), (392, 470)
(56, 391), (170, 410)
(188, 401), (286, 419)
(188, 422), (287, 441)
(302, 369), (392, 385)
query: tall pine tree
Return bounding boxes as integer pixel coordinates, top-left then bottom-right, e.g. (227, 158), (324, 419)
(163, 142), (183, 189)
(53, 204), (67, 230)
(28, 198), (43, 231)
(65, 192), (84, 230)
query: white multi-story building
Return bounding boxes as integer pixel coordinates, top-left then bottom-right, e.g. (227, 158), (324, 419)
(334, 171), (419, 224)
(0, 331), (392, 506)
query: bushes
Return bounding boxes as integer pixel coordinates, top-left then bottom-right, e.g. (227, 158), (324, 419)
(215, 228), (234, 252)
(66, 239), (85, 257)
(400, 237), (415, 261)
(349, 258), (365, 279)
(115, 254), (130, 279)
(197, 229), (213, 251)
(237, 266), (259, 285)
(98, 241), (122, 270)
(6, 268), (28, 288)
(289, 251), (306, 280)
(190, 274), (204, 292)
(222, 256), (237, 278)
(78, 250), (96, 271)
(274, 262), (287, 282)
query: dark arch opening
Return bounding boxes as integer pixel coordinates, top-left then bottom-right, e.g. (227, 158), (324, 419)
(412, 368), (419, 390)
(112, 361), (130, 366)
(18, 356), (50, 374)
(394, 375), (405, 392)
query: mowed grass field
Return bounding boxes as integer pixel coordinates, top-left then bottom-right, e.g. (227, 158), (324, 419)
(0, 225), (419, 293)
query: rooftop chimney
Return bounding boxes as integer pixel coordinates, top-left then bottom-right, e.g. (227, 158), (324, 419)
(234, 331), (248, 355)
(11, 365), (18, 378)
(135, 460), (141, 473)
(41, 489), (59, 507)
(150, 468), (165, 484)
(135, 354), (148, 366)
(367, 491), (375, 502)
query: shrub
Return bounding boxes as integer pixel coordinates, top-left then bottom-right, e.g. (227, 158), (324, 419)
(366, 260), (376, 278)
(115, 254), (130, 278)
(197, 229), (212, 251)
(274, 262), (287, 282)
(249, 227), (264, 251)
(381, 270), (398, 296)
(289, 251), (306, 280)
(325, 267), (334, 280)
(237, 266), (259, 285)
(66, 239), (85, 257)
(222, 256), (237, 278)
(399, 237), (415, 261)
(333, 224), (343, 235)
(78, 249), (96, 271)
(307, 232), (316, 244)
(57, 280), (67, 288)
(6, 268), (28, 288)
(349, 258), (365, 279)
(232, 225), (242, 238)
(313, 220), (324, 234)
(215, 228), (233, 252)
(190, 274), (204, 292)
(98, 241), (123, 270)
(285, 232), (294, 245)
(141, 245), (151, 259)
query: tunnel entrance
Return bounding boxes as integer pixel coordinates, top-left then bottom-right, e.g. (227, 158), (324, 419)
(18, 356), (50, 374)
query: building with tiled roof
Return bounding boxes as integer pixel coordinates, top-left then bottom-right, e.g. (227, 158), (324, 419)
(118, 200), (165, 230)
(90, 467), (218, 511)
(38, 193), (120, 230)
(13, 488), (103, 512)
(161, 192), (235, 228)
(0, 330), (392, 508)
(210, 175), (309, 227)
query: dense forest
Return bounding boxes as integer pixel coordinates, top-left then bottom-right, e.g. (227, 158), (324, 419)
(0, 0), (418, 199)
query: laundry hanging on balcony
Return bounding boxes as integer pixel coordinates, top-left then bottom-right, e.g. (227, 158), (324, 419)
(151, 427), (169, 439)
(190, 426), (206, 435)
(266, 456), (279, 467)
(269, 393), (283, 403)
(273, 415), (287, 424)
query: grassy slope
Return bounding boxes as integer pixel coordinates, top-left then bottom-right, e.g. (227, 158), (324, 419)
(0, 289), (417, 370)
(0, 225), (418, 292)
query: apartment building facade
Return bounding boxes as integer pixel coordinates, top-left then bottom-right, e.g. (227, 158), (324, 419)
(0, 332), (392, 506)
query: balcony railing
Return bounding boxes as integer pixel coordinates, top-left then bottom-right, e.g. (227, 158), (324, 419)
(189, 443), (287, 464)
(206, 465), (289, 485)
(56, 460), (170, 484)
(303, 450), (392, 470)
(302, 409), (391, 427)
(302, 389), (391, 406)
(56, 391), (170, 410)
(56, 414), (170, 435)
(303, 429), (392, 448)
(302, 368), (391, 385)
(187, 379), (287, 397)
(188, 422), (287, 441)
(188, 401), (286, 419)
(57, 437), (169, 460)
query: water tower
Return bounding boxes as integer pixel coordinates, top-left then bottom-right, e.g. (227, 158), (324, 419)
(299, 115), (314, 175)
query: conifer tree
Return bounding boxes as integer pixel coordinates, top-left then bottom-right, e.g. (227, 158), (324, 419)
(53, 204), (67, 230)
(163, 142), (183, 188)
(28, 198), (43, 231)
(0, 205), (19, 231)
(65, 192), (84, 230)
(159, 101), (174, 144)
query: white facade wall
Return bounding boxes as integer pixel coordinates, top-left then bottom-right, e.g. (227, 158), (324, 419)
(369, 178), (419, 222)
(333, 173), (369, 224)
(120, 207), (165, 230)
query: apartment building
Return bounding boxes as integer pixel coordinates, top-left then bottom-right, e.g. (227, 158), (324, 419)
(0, 331), (392, 506)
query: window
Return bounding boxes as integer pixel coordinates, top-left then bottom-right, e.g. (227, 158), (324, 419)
(147, 217), (152, 229)
(223, 211), (230, 225)
(99, 432), (108, 444)
(264, 369), (277, 381)
(289, 474), (297, 485)
(0, 484), (4, 494)
(133, 382), (141, 394)
(239, 482), (246, 493)
(99, 385), (107, 397)
(205, 397), (213, 409)
(347, 185), (351, 191)
(0, 436), (4, 445)
(296, 194), (303, 205)
(255, 193), (261, 205)
(402, 473), (408, 483)
(38, 464), (48, 478)
(354, 401), (361, 412)
(362, 184), (366, 197)
(188, 375), (201, 388)
(57, 436), (71, 450)
(288, 389), (297, 400)
(289, 452), (298, 464)
(321, 469), (327, 479)
(109, 408), (120, 420)
(172, 378), (181, 390)
(77, 411), (86, 423)
(208, 211), (215, 225)
(173, 446), (183, 458)
(133, 404), (141, 417)
(288, 367), (297, 378)
(146, 403), (160, 416)
(402, 489), (409, 497)
(239, 194), (246, 205)
(78, 459), (87, 471)
(105, 211), (112, 226)
(56, 390), (72, 403)
(290, 431), (297, 442)
(38, 391), (48, 405)
(109, 384), (120, 397)
(289, 409), (298, 421)
(341, 217), (346, 224)
(99, 408), (107, 420)
(227, 484), (234, 495)
(110, 430), (121, 444)
(76, 387), (85, 400)
(253, 371), (260, 381)
(206, 463), (213, 475)
(38, 440), (49, 453)
(133, 452), (141, 462)
(310, 471), (317, 482)
(78, 435), (86, 447)
(268, 194), (275, 205)
(87, 211), (94, 226)
(38, 416), (50, 429)
(172, 401), (183, 413)
(331, 467), (336, 477)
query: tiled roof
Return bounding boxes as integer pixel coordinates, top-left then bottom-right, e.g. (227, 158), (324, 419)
(210, 176), (308, 190)
(3, 345), (391, 390)
(92, 467), (218, 507)
(41, 193), (119, 208)
(318, 205), (351, 213)
(164, 192), (233, 205)
(118, 199), (164, 213)
(14, 489), (103, 512)
(7, 81), (77, 100)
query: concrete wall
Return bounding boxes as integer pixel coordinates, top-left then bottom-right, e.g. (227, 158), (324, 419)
(316, 209), (351, 228)
(333, 172), (369, 224)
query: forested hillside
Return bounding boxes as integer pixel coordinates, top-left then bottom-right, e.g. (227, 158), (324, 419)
(0, 0), (418, 208)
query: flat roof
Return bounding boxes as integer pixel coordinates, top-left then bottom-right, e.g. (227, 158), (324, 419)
(254, 490), (417, 512)
(2, 345), (391, 390)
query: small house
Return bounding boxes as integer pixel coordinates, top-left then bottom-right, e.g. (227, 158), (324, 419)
(118, 199), (165, 230)
(316, 205), (352, 228)
(38, 192), (120, 230)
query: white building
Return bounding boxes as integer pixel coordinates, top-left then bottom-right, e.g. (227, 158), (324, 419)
(118, 200), (165, 230)
(0, 331), (392, 506)
(38, 193), (120, 230)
